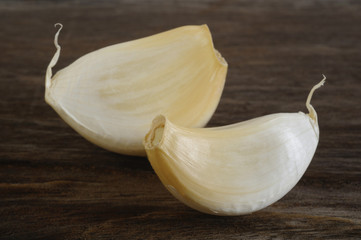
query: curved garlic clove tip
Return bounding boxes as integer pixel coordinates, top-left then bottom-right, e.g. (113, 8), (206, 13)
(45, 23), (62, 89)
(45, 24), (228, 156)
(306, 74), (326, 137)
(144, 79), (325, 216)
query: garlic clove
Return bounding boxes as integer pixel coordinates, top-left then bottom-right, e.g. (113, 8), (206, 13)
(45, 24), (228, 156)
(144, 77), (326, 216)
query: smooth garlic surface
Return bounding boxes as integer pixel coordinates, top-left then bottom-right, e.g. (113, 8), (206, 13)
(45, 24), (227, 156)
(144, 77), (325, 216)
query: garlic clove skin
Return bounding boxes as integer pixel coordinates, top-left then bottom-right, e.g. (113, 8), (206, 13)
(45, 24), (228, 156)
(144, 78), (325, 216)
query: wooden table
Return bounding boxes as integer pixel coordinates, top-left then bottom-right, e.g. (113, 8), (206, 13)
(1, 0), (360, 239)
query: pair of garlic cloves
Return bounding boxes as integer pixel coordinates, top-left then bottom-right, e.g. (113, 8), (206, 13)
(46, 24), (325, 216)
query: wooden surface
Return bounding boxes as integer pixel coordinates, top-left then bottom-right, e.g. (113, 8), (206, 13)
(1, 0), (360, 239)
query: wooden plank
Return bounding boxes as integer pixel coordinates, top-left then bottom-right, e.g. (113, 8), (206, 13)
(0, 0), (360, 239)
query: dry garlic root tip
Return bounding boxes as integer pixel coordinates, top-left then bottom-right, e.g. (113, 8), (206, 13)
(45, 24), (228, 156)
(144, 77), (326, 216)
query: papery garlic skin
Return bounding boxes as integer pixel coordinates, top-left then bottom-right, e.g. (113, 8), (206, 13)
(45, 24), (227, 156)
(144, 78), (325, 216)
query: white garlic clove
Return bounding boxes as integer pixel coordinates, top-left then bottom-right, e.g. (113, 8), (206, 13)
(144, 77), (326, 216)
(45, 24), (228, 156)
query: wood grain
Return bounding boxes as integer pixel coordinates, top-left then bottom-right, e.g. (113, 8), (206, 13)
(1, 0), (360, 239)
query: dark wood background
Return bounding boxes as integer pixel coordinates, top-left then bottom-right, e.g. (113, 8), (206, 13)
(1, 0), (360, 239)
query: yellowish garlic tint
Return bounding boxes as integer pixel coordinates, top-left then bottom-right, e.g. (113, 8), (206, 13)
(45, 24), (227, 156)
(144, 78), (325, 216)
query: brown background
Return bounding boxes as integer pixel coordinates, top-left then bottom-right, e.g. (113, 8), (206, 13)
(1, 0), (360, 239)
